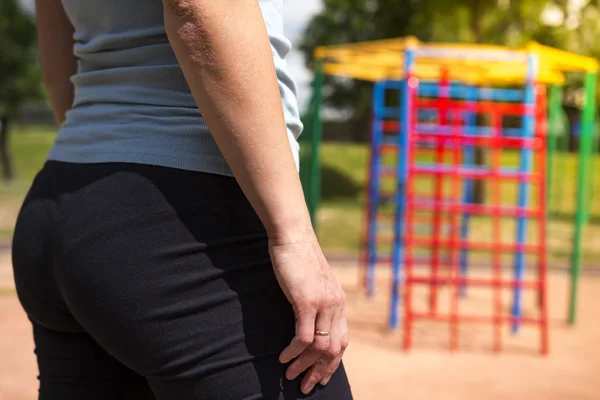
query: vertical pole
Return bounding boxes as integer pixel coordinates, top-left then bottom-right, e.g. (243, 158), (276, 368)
(554, 105), (570, 213)
(307, 60), (325, 231)
(299, 106), (314, 204)
(536, 85), (550, 355)
(568, 72), (597, 325)
(429, 67), (450, 315)
(459, 85), (477, 296)
(491, 110), (503, 352)
(546, 85), (562, 213)
(359, 107), (374, 290)
(394, 48), (415, 331)
(512, 54), (538, 333)
(402, 61), (417, 347)
(586, 118), (599, 221)
(449, 106), (462, 352)
(366, 82), (385, 296)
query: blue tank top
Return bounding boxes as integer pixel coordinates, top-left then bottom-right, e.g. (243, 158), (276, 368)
(49, 0), (302, 176)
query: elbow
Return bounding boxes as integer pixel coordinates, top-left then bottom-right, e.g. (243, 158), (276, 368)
(40, 66), (75, 94)
(162, 0), (199, 20)
(162, 0), (222, 78)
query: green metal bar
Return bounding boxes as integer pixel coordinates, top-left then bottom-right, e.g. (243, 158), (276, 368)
(555, 106), (570, 213)
(568, 72), (597, 325)
(546, 85), (562, 215)
(586, 119), (599, 220)
(306, 60), (325, 230)
(299, 111), (314, 201)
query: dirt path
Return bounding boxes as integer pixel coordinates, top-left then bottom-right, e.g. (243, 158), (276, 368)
(1, 255), (599, 399)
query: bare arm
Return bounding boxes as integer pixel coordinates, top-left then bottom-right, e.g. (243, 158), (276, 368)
(35, 0), (77, 126)
(163, 0), (347, 394)
(163, 0), (309, 241)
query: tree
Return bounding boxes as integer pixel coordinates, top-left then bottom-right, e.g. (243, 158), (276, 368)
(298, 0), (415, 140)
(0, 0), (42, 182)
(300, 0), (572, 136)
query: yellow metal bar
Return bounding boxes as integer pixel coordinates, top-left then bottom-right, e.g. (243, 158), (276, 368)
(528, 42), (599, 72)
(315, 37), (589, 82)
(314, 37), (410, 59)
(323, 61), (564, 85)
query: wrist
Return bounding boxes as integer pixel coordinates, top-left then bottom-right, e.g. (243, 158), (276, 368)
(265, 213), (315, 246)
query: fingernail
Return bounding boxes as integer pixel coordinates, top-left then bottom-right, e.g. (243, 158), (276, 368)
(286, 369), (297, 381)
(302, 384), (314, 394)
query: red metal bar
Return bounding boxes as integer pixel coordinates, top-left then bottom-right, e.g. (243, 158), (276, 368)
(382, 120), (400, 132)
(415, 133), (543, 150)
(405, 237), (540, 253)
(417, 98), (534, 116)
(401, 79), (550, 354)
(490, 110), (503, 353)
(409, 201), (541, 218)
(411, 313), (543, 325)
(448, 106), (462, 351)
(403, 76), (418, 351)
(407, 275), (541, 289)
(411, 166), (541, 183)
(429, 70), (450, 316)
(536, 85), (549, 355)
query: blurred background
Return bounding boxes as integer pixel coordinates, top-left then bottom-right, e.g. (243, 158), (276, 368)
(1, 0), (600, 399)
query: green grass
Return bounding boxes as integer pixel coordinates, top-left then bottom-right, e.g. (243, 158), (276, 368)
(0, 126), (57, 235)
(1, 127), (599, 266)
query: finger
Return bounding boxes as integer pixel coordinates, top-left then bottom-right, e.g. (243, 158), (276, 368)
(318, 350), (344, 387)
(320, 313), (348, 386)
(302, 310), (341, 394)
(301, 357), (330, 394)
(279, 306), (316, 364)
(285, 309), (332, 381)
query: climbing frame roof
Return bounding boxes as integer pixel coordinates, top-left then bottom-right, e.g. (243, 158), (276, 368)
(314, 37), (599, 85)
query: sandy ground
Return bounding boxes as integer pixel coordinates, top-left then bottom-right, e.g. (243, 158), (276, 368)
(1, 252), (599, 400)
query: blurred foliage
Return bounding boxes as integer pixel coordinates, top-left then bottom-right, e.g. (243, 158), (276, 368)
(0, 0), (42, 118)
(300, 0), (600, 136)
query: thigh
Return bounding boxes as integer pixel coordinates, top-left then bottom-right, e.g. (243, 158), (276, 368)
(52, 166), (352, 399)
(33, 323), (155, 400)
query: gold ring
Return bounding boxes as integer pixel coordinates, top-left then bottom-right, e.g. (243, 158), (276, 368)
(315, 330), (330, 337)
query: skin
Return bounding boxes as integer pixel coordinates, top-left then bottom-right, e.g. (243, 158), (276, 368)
(36, 0), (348, 395)
(35, 0), (76, 126)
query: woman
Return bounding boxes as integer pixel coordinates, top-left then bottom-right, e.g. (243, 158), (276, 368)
(12, 0), (352, 398)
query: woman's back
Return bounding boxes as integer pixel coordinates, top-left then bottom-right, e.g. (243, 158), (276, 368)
(53, 0), (302, 175)
(17, 1), (351, 397)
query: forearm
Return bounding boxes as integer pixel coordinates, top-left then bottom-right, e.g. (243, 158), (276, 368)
(35, 0), (77, 126)
(163, 0), (311, 240)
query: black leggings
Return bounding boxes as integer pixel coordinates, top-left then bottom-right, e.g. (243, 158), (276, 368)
(12, 161), (352, 400)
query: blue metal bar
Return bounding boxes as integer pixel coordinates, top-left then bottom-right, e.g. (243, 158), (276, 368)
(512, 55), (538, 333)
(418, 83), (524, 102)
(381, 80), (404, 90)
(366, 81), (386, 297)
(376, 107), (402, 119)
(390, 51), (415, 329)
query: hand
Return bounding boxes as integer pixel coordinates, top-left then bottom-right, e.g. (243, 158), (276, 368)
(269, 232), (349, 394)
